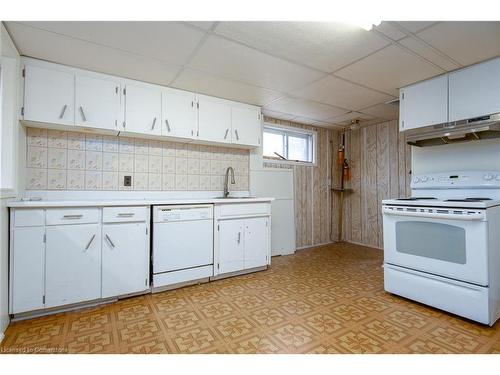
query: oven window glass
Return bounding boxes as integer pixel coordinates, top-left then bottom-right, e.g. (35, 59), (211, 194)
(395, 221), (466, 264)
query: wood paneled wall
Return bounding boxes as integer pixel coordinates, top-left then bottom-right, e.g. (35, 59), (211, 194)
(342, 120), (412, 248)
(263, 117), (341, 249)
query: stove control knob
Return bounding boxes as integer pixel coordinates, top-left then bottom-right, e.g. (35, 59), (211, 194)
(421, 176), (429, 182)
(413, 177), (420, 183)
(483, 173), (494, 181)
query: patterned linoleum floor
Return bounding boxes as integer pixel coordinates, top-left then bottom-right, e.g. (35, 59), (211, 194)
(2, 242), (500, 354)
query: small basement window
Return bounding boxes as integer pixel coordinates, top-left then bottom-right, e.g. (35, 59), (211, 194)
(263, 124), (316, 164)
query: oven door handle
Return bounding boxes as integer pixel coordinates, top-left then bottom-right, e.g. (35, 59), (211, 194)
(382, 208), (484, 221)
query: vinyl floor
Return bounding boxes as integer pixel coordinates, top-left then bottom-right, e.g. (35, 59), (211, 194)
(2, 242), (500, 354)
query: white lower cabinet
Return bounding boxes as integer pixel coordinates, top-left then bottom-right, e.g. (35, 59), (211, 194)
(243, 217), (269, 269)
(9, 206), (150, 315)
(215, 203), (271, 276)
(102, 222), (149, 298)
(218, 220), (245, 274)
(45, 224), (102, 308)
(10, 226), (45, 314)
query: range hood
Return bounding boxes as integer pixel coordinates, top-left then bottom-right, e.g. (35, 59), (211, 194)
(406, 113), (500, 147)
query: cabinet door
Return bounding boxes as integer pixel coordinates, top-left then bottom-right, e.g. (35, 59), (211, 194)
(244, 217), (269, 269)
(10, 227), (45, 313)
(399, 74), (448, 131)
(162, 88), (197, 139)
(197, 94), (232, 144)
(102, 223), (149, 298)
(45, 224), (101, 308)
(124, 83), (162, 136)
(24, 64), (74, 126)
(218, 219), (245, 274)
(449, 57), (500, 122)
(75, 74), (120, 132)
(231, 105), (261, 147)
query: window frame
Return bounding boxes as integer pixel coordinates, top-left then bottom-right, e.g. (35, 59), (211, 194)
(262, 123), (317, 166)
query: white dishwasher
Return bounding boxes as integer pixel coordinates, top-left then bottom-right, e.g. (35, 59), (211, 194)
(152, 205), (214, 291)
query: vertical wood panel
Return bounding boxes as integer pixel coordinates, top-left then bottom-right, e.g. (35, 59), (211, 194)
(361, 125), (378, 247)
(388, 120), (400, 198)
(349, 128), (362, 243)
(376, 122), (390, 249)
(341, 131), (351, 241)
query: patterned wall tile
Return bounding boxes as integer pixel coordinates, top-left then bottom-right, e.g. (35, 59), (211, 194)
(24, 127), (250, 192)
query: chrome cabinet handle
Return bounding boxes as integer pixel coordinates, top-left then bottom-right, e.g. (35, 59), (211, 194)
(224, 129), (229, 140)
(151, 117), (157, 130)
(59, 104), (67, 119)
(235, 129), (239, 140)
(237, 232), (241, 244)
(79, 106), (87, 122)
(105, 234), (115, 248)
(117, 213), (134, 217)
(85, 234), (96, 251)
(63, 214), (83, 219)
(165, 119), (171, 132)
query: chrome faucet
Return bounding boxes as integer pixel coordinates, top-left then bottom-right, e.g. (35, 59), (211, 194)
(223, 167), (236, 198)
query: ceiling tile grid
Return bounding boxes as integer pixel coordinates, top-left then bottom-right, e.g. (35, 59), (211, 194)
(5, 20), (500, 129)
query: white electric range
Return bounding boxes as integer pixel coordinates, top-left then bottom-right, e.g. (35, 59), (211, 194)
(382, 170), (500, 325)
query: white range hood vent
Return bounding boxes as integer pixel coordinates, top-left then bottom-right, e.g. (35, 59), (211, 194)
(406, 113), (500, 147)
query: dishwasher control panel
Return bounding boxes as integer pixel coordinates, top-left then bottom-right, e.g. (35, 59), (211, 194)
(154, 205), (213, 222)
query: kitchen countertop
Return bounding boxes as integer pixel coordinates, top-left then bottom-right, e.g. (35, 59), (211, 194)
(7, 197), (275, 208)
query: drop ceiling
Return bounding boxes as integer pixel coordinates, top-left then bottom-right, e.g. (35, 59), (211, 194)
(4, 21), (500, 129)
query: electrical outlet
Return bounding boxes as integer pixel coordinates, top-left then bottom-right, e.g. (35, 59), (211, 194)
(124, 175), (132, 187)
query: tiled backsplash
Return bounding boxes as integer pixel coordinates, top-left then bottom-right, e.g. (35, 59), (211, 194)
(25, 128), (250, 191)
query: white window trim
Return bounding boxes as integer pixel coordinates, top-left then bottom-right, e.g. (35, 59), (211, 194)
(262, 122), (317, 166)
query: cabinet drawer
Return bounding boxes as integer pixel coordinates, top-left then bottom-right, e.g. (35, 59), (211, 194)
(46, 207), (100, 225)
(102, 206), (149, 223)
(218, 203), (271, 218)
(13, 209), (45, 227)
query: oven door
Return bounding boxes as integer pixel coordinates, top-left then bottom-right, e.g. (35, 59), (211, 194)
(382, 205), (489, 286)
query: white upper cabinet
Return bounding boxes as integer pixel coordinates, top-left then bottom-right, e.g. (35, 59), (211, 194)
(449, 57), (500, 122)
(123, 82), (162, 136)
(231, 104), (262, 147)
(197, 94), (232, 144)
(24, 64), (75, 126)
(399, 74), (448, 131)
(162, 87), (197, 139)
(75, 74), (121, 133)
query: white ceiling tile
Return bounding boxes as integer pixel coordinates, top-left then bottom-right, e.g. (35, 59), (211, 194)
(6, 22), (181, 86)
(264, 97), (348, 121)
(326, 111), (375, 123)
(11, 21), (205, 66)
(172, 68), (282, 106)
(374, 22), (407, 41)
(398, 37), (461, 71)
(213, 21), (389, 72)
(188, 35), (324, 92)
(262, 109), (297, 121)
(288, 116), (319, 125)
(416, 21), (500, 66)
(359, 103), (399, 120)
(293, 75), (394, 111)
(335, 45), (444, 95)
(185, 21), (216, 31)
(396, 21), (438, 33)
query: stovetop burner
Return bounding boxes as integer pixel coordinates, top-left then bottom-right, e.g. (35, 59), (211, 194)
(396, 197), (437, 201)
(445, 198), (493, 202)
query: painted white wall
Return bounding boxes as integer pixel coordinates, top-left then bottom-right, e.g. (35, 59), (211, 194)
(412, 138), (500, 175)
(0, 22), (21, 342)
